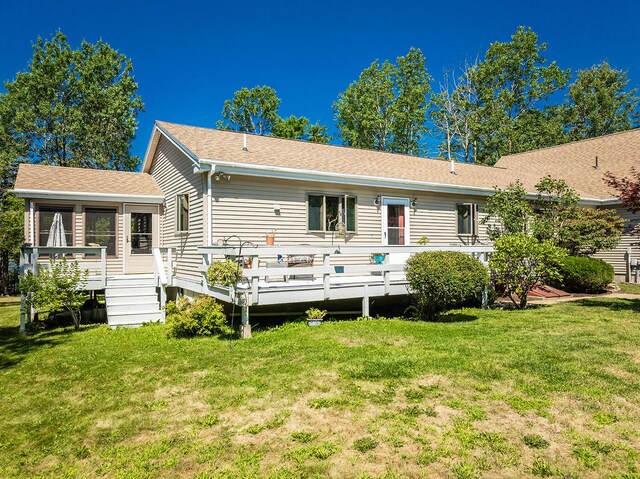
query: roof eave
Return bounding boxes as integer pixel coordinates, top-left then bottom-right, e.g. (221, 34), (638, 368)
(142, 122), (202, 173)
(12, 188), (165, 204)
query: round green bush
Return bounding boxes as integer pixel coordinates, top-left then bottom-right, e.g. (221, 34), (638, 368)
(206, 259), (241, 288)
(557, 256), (614, 293)
(405, 251), (489, 320)
(166, 296), (232, 338)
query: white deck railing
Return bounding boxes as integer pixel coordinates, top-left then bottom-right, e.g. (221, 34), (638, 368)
(199, 244), (493, 305)
(20, 246), (108, 289)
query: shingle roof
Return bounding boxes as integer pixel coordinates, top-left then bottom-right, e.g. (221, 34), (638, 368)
(155, 121), (519, 192)
(495, 129), (640, 200)
(156, 121), (639, 200)
(14, 163), (163, 197)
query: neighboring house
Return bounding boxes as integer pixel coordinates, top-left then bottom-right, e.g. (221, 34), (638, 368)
(13, 121), (640, 331)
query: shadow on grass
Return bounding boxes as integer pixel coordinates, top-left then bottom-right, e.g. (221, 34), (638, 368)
(436, 312), (480, 323)
(571, 298), (640, 313)
(0, 324), (95, 369)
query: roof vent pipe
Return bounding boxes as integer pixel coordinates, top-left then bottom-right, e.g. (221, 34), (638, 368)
(594, 156), (599, 170)
(450, 159), (456, 175)
(242, 133), (248, 151)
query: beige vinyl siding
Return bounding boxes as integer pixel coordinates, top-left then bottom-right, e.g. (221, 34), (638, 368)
(149, 137), (205, 284)
(210, 175), (492, 266)
(25, 198), (125, 276)
(594, 207), (640, 281)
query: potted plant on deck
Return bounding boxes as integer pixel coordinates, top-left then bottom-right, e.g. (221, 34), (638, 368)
(305, 307), (327, 326)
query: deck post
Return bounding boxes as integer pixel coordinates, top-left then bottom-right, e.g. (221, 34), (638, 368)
(362, 284), (370, 317)
(240, 299), (252, 339)
(626, 248), (631, 283)
(323, 253), (331, 299)
(383, 253), (390, 295)
(100, 247), (107, 289)
(251, 255), (259, 304)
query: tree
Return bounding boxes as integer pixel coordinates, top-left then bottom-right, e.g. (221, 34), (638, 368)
(562, 208), (625, 255)
(431, 63), (478, 162)
(605, 168), (640, 238)
(566, 62), (638, 140)
(272, 115), (331, 143)
(489, 233), (566, 309)
(218, 85), (281, 135)
(218, 87), (331, 143)
(2, 31), (143, 171)
(20, 257), (88, 330)
(0, 100), (25, 295)
(469, 27), (570, 165)
(334, 48), (431, 155)
(483, 175), (623, 255)
(482, 181), (534, 239)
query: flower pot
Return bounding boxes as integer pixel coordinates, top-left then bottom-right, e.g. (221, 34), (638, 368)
(307, 318), (323, 326)
(266, 234), (275, 245)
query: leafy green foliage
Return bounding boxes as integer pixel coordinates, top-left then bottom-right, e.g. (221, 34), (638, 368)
(0, 193), (23, 295)
(566, 61), (638, 140)
(217, 86), (330, 143)
(605, 168), (640, 239)
(524, 434), (550, 449)
(305, 307), (327, 320)
(1, 31), (143, 171)
(353, 437), (378, 453)
(218, 85), (281, 135)
(555, 256), (614, 293)
(206, 260), (241, 288)
(561, 208), (624, 255)
(489, 233), (566, 309)
(334, 48), (431, 155)
(19, 257), (89, 330)
(483, 181), (534, 239)
(165, 296), (231, 338)
(483, 175), (623, 256)
(468, 27), (570, 165)
(405, 251), (489, 320)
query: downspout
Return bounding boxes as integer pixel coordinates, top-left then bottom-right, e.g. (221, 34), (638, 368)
(29, 201), (35, 245)
(207, 170), (213, 246)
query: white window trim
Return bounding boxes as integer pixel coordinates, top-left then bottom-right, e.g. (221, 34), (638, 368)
(306, 193), (357, 234)
(176, 193), (190, 234)
(456, 203), (479, 236)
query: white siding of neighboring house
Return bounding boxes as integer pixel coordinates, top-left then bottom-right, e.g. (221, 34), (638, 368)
(594, 207), (640, 282)
(149, 137), (205, 287)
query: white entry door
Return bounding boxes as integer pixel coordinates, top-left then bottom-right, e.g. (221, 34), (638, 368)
(381, 197), (411, 273)
(124, 204), (159, 273)
(382, 197), (410, 245)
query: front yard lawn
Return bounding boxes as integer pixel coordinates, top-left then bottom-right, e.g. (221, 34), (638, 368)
(0, 296), (639, 478)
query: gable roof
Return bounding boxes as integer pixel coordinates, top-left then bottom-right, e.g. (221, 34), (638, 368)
(495, 128), (640, 201)
(147, 121), (526, 197)
(13, 163), (164, 203)
(144, 121), (638, 203)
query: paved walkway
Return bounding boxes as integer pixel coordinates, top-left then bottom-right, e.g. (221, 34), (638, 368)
(499, 292), (640, 306)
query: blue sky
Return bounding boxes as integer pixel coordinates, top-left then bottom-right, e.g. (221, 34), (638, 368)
(1, 0), (639, 161)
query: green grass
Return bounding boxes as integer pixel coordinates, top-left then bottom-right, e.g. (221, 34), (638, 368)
(1, 296), (640, 477)
(619, 282), (640, 295)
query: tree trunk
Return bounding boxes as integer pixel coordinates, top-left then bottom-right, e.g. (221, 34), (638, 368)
(0, 249), (8, 296)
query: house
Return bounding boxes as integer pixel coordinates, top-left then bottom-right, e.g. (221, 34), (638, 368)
(14, 121), (640, 333)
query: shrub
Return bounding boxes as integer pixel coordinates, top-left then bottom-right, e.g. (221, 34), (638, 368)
(489, 233), (566, 309)
(206, 259), (241, 287)
(405, 251), (489, 321)
(165, 296), (231, 338)
(556, 256), (614, 293)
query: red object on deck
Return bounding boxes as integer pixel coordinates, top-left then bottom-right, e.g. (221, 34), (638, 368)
(528, 284), (571, 298)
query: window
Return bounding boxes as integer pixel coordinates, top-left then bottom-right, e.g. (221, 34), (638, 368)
(307, 194), (356, 232)
(37, 206), (74, 247)
(457, 203), (479, 236)
(131, 213), (152, 254)
(176, 194), (189, 232)
(85, 208), (117, 256)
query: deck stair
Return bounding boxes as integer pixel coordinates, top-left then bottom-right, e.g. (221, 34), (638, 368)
(105, 274), (164, 327)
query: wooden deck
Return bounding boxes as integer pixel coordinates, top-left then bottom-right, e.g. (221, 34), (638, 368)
(199, 244), (493, 337)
